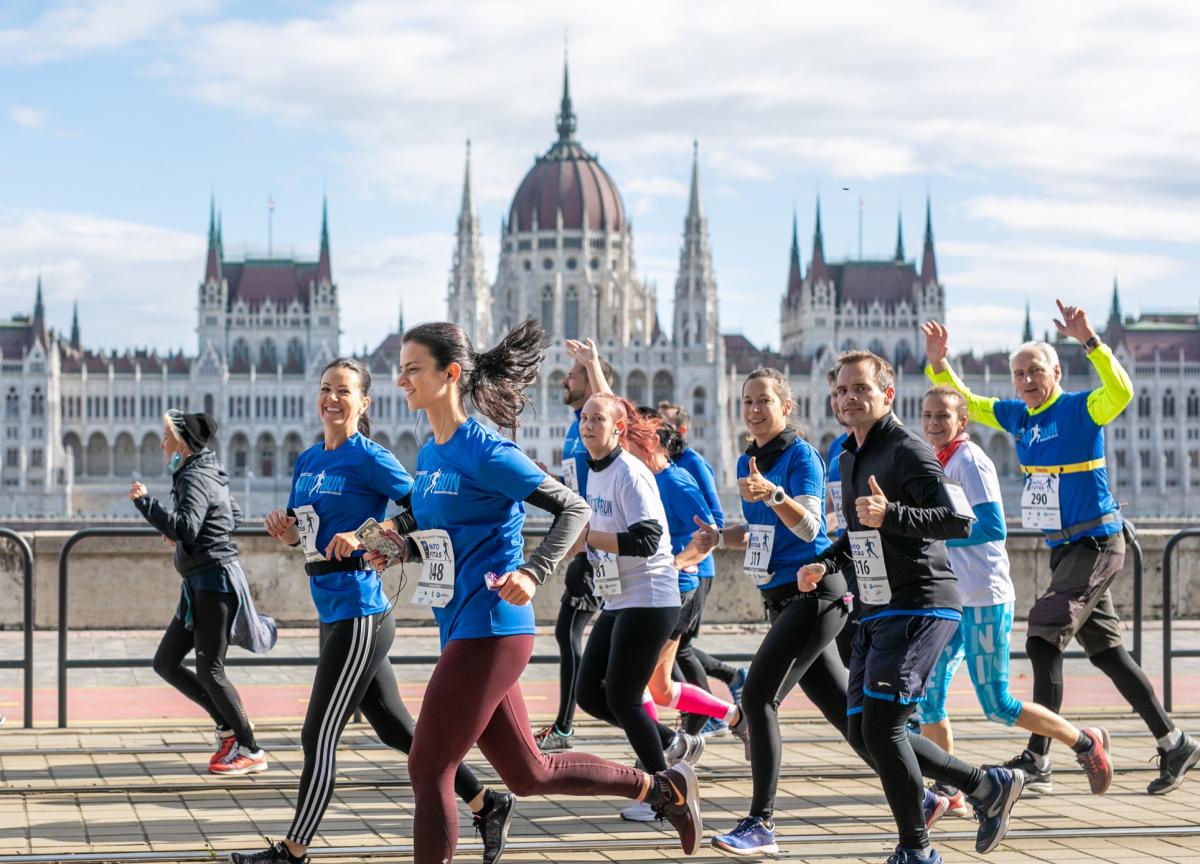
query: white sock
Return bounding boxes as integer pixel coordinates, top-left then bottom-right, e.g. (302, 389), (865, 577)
(722, 703), (739, 724)
(1029, 750), (1049, 770)
(1158, 728), (1183, 750)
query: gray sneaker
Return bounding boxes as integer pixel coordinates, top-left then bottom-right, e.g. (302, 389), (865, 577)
(1149, 732), (1200, 795)
(666, 731), (705, 767)
(534, 724), (574, 752)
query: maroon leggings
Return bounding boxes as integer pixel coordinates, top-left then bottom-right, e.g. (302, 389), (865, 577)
(409, 634), (644, 863)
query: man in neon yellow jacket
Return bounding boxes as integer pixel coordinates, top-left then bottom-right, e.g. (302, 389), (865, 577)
(922, 299), (1197, 796)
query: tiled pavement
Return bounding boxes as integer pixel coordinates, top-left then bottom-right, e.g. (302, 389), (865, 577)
(1, 623), (1199, 862)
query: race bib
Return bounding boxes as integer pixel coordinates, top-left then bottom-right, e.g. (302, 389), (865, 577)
(1021, 473), (1062, 530)
(562, 459), (579, 494)
(293, 505), (324, 563)
(587, 548), (621, 596)
(849, 529), (891, 606)
(945, 483), (975, 520)
(409, 529), (456, 608)
(828, 481), (844, 532)
(743, 524), (776, 586)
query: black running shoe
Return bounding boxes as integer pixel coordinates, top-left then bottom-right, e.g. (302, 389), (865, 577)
(653, 761), (703, 855)
(999, 749), (1051, 795)
(474, 791), (516, 864)
(1148, 732), (1200, 795)
(229, 840), (307, 864)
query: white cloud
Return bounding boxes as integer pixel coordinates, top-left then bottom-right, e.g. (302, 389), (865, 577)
(0, 0), (219, 65)
(9, 106), (47, 129)
(965, 196), (1200, 245)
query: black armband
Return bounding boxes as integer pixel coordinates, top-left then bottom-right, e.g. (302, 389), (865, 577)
(616, 519), (664, 558)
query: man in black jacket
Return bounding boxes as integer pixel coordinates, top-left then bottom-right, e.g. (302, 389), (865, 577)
(800, 352), (1024, 864)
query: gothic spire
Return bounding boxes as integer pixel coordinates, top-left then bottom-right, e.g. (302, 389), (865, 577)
(809, 196), (828, 284)
(1022, 298), (1033, 343)
(787, 208), (804, 299)
(556, 51), (577, 144)
(1110, 274), (1122, 324)
(686, 139), (703, 225)
(673, 142), (717, 350)
(317, 196), (332, 283)
(894, 208), (905, 261)
(204, 195), (221, 284)
(461, 139), (477, 220)
(920, 194), (938, 283)
(448, 139), (490, 344)
(70, 300), (80, 350)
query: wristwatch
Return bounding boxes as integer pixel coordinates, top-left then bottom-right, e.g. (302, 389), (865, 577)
(769, 485), (787, 507)
(1083, 334), (1102, 353)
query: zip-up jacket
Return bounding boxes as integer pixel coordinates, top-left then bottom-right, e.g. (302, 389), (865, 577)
(134, 449), (242, 576)
(813, 413), (972, 615)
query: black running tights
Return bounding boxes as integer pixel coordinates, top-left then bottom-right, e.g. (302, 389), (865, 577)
(1026, 637), (1172, 755)
(552, 598), (597, 732)
(153, 590), (256, 749)
(575, 606), (678, 773)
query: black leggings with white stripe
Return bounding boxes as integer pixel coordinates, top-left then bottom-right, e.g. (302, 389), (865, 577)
(287, 611), (484, 847)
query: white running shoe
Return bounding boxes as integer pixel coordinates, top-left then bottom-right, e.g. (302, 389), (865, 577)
(620, 800), (658, 822)
(665, 731), (705, 767)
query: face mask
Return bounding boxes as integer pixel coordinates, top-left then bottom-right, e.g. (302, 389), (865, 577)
(168, 452), (184, 474)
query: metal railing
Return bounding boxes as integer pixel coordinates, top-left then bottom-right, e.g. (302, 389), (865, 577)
(1161, 528), (1200, 713)
(0, 528), (35, 728)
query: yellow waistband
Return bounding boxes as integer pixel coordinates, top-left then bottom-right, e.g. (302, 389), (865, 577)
(1020, 458), (1106, 476)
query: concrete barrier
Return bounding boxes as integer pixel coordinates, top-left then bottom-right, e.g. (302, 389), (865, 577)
(0, 528), (1194, 629)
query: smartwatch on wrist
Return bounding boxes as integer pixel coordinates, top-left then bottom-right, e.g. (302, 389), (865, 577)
(1083, 334), (1102, 352)
(769, 485), (787, 507)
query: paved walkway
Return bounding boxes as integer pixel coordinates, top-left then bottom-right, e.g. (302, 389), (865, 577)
(1, 624), (1199, 861)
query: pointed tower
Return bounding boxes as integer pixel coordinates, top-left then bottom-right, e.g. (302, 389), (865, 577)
(447, 140), (491, 344)
(197, 196), (228, 356)
(786, 209), (804, 300)
(1110, 275), (1122, 324)
(70, 301), (80, 351)
(204, 196), (221, 285)
(920, 195), (938, 284)
(317, 196), (332, 286)
(32, 275), (46, 345)
(673, 141), (719, 354)
(894, 209), (905, 261)
(1022, 299), (1034, 343)
(810, 196), (829, 285)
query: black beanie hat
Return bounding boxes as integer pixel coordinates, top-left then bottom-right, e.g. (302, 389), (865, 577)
(166, 409), (218, 452)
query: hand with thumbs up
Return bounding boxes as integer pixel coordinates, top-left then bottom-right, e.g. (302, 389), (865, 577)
(691, 515), (720, 554)
(738, 456), (778, 503)
(856, 475), (888, 529)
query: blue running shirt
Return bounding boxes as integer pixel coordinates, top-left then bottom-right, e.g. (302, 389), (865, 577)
(654, 461), (715, 593)
(825, 432), (849, 538)
(410, 418), (545, 646)
(675, 447), (725, 531)
(288, 434), (414, 623)
(561, 410), (591, 497)
(736, 436), (831, 592)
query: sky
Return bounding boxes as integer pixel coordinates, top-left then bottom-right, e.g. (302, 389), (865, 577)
(1, 0), (1198, 359)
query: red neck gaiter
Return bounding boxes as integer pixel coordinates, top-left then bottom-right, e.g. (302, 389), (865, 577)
(936, 433), (969, 467)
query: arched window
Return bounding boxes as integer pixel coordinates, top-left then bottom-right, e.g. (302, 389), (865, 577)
(30, 387), (45, 417)
(140, 433), (162, 476)
(229, 338), (250, 372)
(286, 338), (305, 373)
(85, 432), (109, 477)
(5, 388), (18, 418)
(1138, 390), (1151, 418)
(564, 286), (580, 340)
(258, 339), (278, 371)
(626, 370), (648, 406)
(113, 433), (137, 475)
(1163, 389), (1176, 418)
(692, 386), (706, 417)
(1188, 390), (1199, 418)
(652, 370), (674, 405)
(204, 393), (215, 416)
(541, 286), (555, 334)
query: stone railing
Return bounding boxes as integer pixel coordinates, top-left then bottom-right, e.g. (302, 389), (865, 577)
(0, 529), (1196, 629)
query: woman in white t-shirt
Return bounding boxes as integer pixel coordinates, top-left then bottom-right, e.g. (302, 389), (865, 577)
(573, 394), (708, 780)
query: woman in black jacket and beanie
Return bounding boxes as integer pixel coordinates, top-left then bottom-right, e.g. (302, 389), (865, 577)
(131, 410), (275, 775)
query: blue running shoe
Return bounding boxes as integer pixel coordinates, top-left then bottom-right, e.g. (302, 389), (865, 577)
(885, 845), (943, 864)
(727, 667), (748, 705)
(970, 767), (1024, 854)
(923, 787), (949, 830)
(700, 716), (729, 737)
(711, 816), (778, 856)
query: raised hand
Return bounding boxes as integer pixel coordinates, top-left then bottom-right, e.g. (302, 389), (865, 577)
(738, 456), (777, 503)
(565, 337), (599, 364)
(129, 481), (148, 501)
(855, 475), (888, 529)
(1053, 299), (1096, 345)
(921, 320), (950, 369)
(797, 562), (826, 592)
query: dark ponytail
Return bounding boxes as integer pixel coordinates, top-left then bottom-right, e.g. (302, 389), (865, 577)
(321, 357), (373, 438)
(403, 319), (546, 430)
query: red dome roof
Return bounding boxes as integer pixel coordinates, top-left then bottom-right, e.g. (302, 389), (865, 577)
(507, 65), (626, 234)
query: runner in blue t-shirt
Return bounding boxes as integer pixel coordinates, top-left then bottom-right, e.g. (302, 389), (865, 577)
(371, 321), (701, 863)
(536, 338), (615, 753)
(824, 367), (861, 668)
(231, 359), (503, 864)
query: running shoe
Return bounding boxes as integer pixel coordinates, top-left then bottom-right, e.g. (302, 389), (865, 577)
(211, 728), (237, 768)
(666, 731), (706, 767)
(884, 845), (943, 864)
(1075, 727), (1113, 794)
(922, 787), (949, 830)
(711, 815), (777, 856)
(729, 708), (751, 761)
(700, 716), (730, 737)
(969, 767), (1024, 854)
(533, 724), (574, 752)
(651, 761), (703, 855)
(727, 667), (748, 705)
(620, 800), (658, 822)
(210, 744), (268, 776)
(229, 840), (306, 863)
(473, 790), (515, 864)
(1148, 731), (1200, 795)
(997, 749), (1051, 795)
(930, 783), (970, 818)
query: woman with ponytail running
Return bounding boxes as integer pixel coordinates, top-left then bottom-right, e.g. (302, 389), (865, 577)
(378, 321), (701, 864)
(229, 358), (505, 864)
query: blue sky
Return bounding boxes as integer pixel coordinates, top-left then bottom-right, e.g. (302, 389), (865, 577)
(2, 1), (1198, 359)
